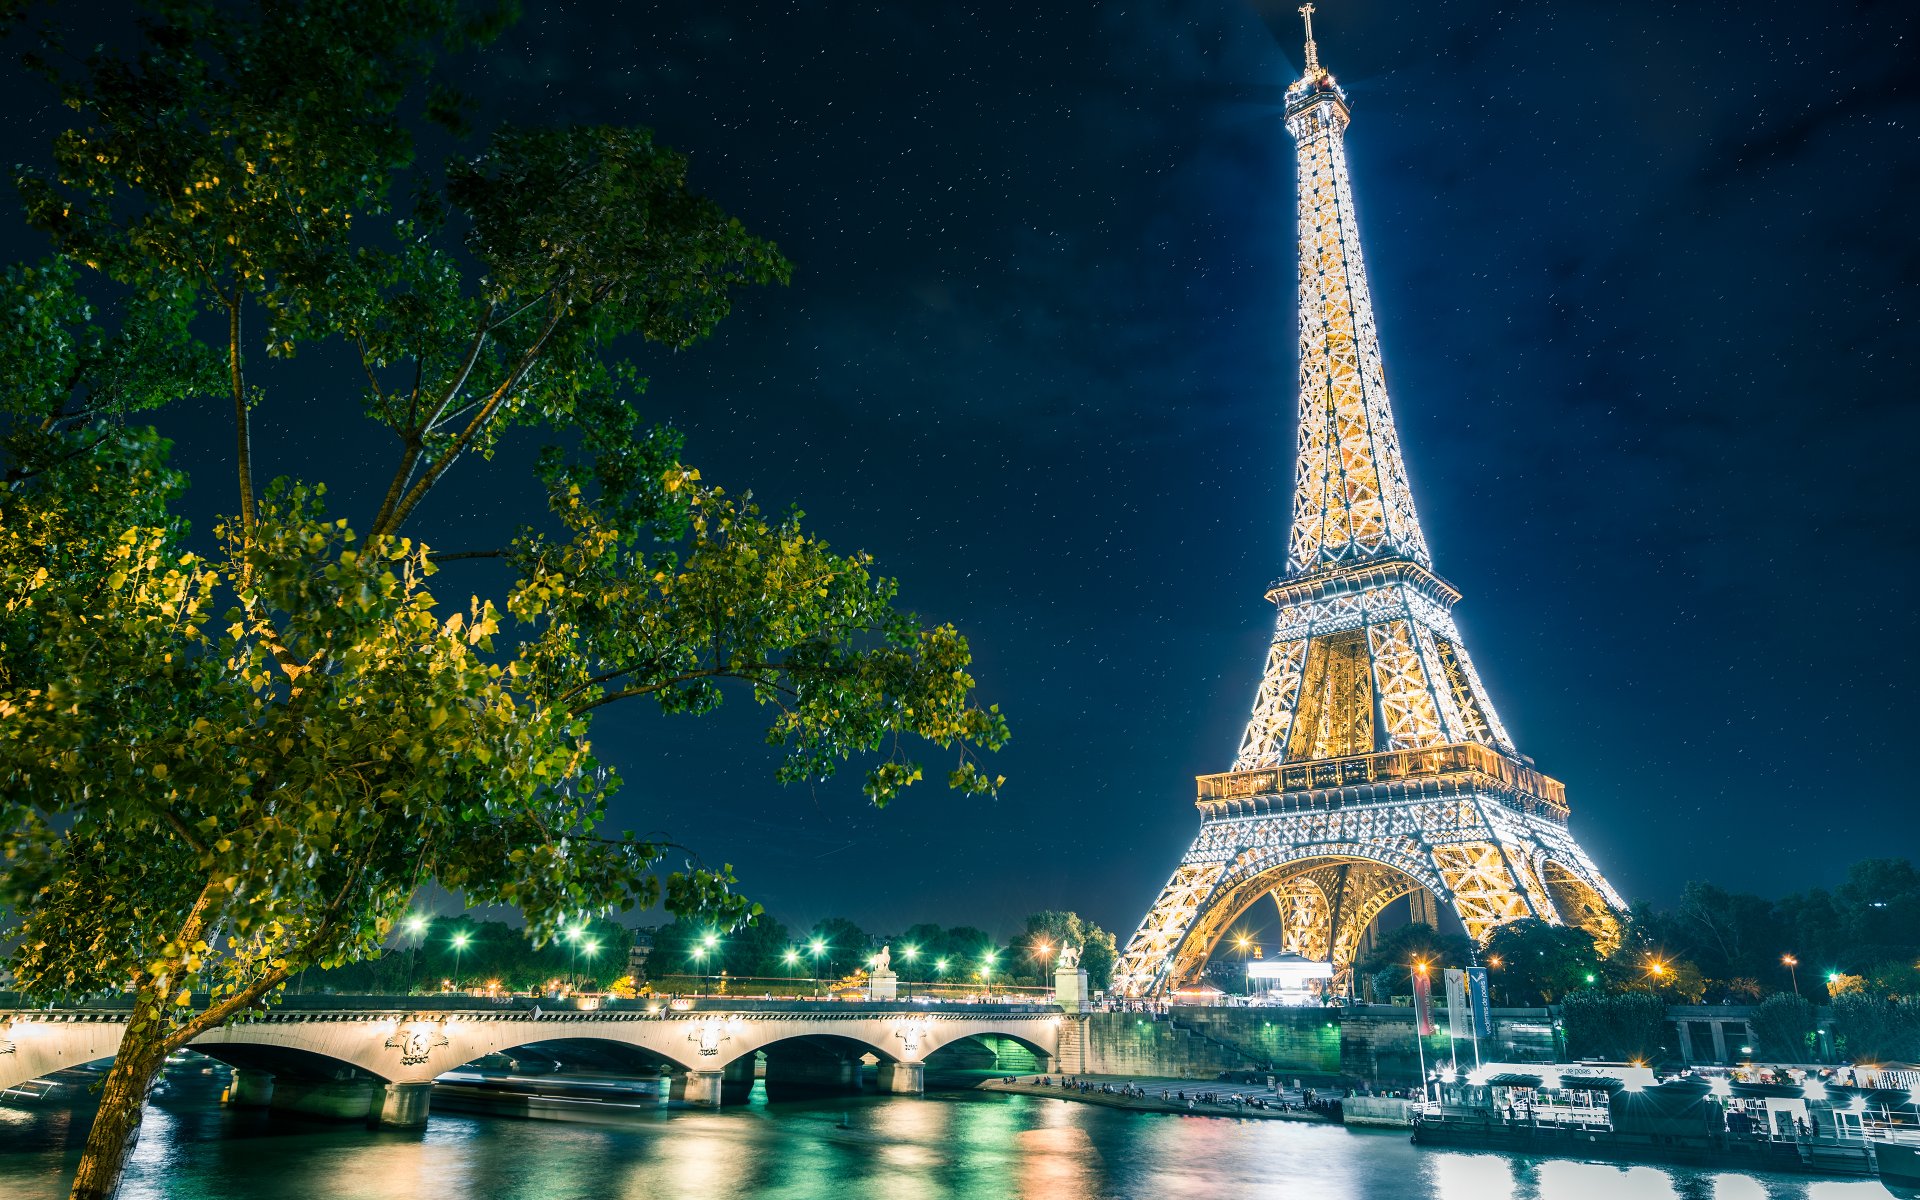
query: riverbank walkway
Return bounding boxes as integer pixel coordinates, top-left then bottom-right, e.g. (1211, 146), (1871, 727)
(977, 1074), (1338, 1122)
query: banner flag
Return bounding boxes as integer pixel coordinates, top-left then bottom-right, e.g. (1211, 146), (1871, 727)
(1444, 968), (1472, 1039)
(1466, 966), (1493, 1038)
(1412, 969), (1435, 1036)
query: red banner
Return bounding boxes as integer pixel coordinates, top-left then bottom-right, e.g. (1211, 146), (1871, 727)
(1412, 969), (1435, 1036)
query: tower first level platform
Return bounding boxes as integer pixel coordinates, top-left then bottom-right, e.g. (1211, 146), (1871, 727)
(1110, 742), (1624, 998)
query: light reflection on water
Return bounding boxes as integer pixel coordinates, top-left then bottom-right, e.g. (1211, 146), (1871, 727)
(0, 1090), (1894, 1200)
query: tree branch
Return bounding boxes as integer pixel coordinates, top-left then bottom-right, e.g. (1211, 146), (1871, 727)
(229, 294), (255, 535)
(378, 302), (565, 537)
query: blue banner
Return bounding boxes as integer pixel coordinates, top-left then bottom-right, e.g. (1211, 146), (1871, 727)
(1466, 966), (1493, 1038)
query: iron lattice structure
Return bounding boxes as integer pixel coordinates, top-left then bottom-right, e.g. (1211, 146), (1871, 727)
(1113, 9), (1624, 998)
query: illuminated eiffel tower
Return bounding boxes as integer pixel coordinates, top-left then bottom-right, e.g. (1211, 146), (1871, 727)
(1113, 7), (1624, 998)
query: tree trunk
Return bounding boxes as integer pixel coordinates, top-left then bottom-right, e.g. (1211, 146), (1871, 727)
(68, 984), (172, 1200)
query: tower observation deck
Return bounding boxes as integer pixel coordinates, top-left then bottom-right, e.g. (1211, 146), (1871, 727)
(1112, 7), (1624, 998)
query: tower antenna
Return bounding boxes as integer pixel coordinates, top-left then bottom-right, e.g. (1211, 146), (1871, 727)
(1299, 3), (1321, 75)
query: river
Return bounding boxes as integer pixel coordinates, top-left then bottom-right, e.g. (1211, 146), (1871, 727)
(0, 1086), (1895, 1199)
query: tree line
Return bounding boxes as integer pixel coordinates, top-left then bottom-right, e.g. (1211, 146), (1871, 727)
(642, 908), (1120, 991)
(1351, 857), (1920, 1064)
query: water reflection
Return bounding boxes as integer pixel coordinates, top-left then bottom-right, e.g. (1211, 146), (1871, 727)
(0, 1089), (1896, 1200)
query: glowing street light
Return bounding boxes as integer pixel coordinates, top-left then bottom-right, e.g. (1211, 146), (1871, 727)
(450, 932), (471, 992)
(581, 940), (600, 991)
(405, 915), (428, 935)
(1782, 954), (1799, 994)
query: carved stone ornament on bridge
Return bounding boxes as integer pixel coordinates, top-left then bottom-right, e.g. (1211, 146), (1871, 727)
(894, 1019), (928, 1061)
(689, 1017), (732, 1057)
(385, 1018), (449, 1067)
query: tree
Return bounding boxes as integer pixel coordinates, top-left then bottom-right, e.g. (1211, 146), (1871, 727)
(1482, 918), (1601, 1005)
(1832, 992), (1920, 1064)
(895, 923), (950, 982)
(1353, 923), (1473, 1003)
(1561, 989), (1669, 1063)
(1014, 911), (1118, 990)
(0, 5), (1006, 1197)
(803, 917), (871, 979)
(1751, 993), (1818, 1063)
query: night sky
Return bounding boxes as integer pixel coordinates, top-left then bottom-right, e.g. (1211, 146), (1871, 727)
(9, 1), (1918, 940)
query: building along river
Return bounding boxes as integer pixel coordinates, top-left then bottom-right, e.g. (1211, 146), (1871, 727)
(0, 1080), (1897, 1200)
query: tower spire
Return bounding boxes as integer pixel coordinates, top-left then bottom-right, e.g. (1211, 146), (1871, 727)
(1299, 4), (1321, 76)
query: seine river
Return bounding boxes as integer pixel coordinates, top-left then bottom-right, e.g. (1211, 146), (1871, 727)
(0, 1088), (1892, 1200)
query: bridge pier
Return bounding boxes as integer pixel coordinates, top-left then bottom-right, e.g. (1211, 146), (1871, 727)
(226, 1068), (275, 1110)
(671, 1068), (725, 1107)
(270, 1077), (377, 1121)
(875, 1060), (924, 1095)
(369, 1081), (434, 1129)
(722, 1055), (757, 1105)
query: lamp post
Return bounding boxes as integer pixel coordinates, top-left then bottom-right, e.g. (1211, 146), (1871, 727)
(1782, 954), (1799, 996)
(902, 945), (919, 1000)
(981, 949), (998, 998)
(808, 938), (827, 986)
(404, 915), (429, 995)
(691, 946), (707, 992)
(1412, 960), (1431, 1103)
(935, 957), (949, 997)
(581, 940), (600, 993)
(451, 932), (470, 994)
(563, 924), (585, 993)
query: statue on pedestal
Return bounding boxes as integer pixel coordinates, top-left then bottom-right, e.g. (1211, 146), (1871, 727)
(874, 944), (892, 974)
(1058, 943), (1082, 970)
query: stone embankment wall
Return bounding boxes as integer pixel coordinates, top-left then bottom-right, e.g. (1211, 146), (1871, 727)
(1057, 1007), (1558, 1084)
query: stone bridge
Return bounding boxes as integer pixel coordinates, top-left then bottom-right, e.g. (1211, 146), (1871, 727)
(0, 999), (1063, 1125)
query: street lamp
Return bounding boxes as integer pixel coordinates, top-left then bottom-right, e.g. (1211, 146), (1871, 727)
(1782, 954), (1799, 995)
(564, 924), (585, 992)
(808, 939), (827, 981)
(451, 932), (470, 993)
(581, 940), (600, 992)
(981, 949), (998, 996)
(403, 915), (430, 994)
(1033, 939), (1053, 988)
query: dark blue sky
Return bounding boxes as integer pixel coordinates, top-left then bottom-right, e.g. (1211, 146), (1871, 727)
(14, 1), (1919, 939)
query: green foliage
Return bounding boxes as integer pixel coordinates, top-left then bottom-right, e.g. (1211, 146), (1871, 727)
(1751, 992), (1819, 1063)
(1355, 923), (1473, 1003)
(1015, 911), (1118, 989)
(801, 917), (872, 979)
(647, 913), (792, 981)
(1483, 918), (1602, 1004)
(1831, 992), (1920, 1064)
(1560, 988), (1669, 1062)
(0, 0), (1005, 1104)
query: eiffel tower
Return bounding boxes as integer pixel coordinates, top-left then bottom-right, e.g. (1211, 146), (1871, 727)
(1112, 7), (1624, 998)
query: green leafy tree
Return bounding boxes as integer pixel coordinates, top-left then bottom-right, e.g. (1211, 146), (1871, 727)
(803, 917), (871, 979)
(1560, 989), (1669, 1063)
(1015, 911), (1118, 989)
(0, 5), (1005, 1197)
(1483, 918), (1602, 1004)
(895, 922), (950, 982)
(1354, 923), (1473, 1003)
(1751, 992), (1818, 1063)
(1832, 992), (1920, 1064)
